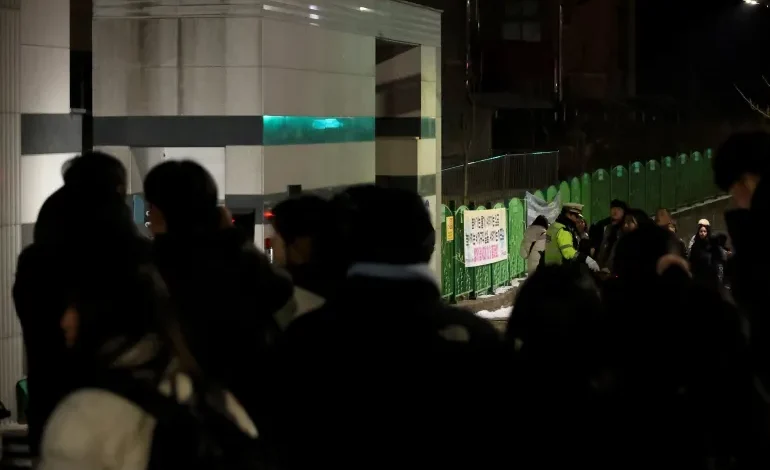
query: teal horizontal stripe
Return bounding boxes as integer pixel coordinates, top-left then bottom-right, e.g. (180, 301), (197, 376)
(263, 115), (375, 145)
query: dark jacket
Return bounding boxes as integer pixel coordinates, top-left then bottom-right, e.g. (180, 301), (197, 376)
(689, 236), (726, 288)
(13, 188), (149, 455)
(597, 222), (622, 270)
(271, 268), (503, 470)
(151, 227), (293, 422)
(589, 217), (611, 255)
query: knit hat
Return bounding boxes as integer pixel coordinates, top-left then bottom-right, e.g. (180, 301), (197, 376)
(332, 185), (435, 265)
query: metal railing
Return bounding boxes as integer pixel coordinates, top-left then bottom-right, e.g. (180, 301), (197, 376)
(441, 151), (560, 204)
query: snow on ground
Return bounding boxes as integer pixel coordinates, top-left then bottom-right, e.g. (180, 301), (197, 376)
(473, 277), (526, 320)
(476, 305), (513, 320)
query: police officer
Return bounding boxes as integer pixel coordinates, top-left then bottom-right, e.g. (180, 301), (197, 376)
(544, 203), (600, 271)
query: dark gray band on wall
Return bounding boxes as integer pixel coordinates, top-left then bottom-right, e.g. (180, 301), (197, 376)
(94, 116), (264, 147)
(375, 174), (436, 197)
(376, 117), (436, 138)
(21, 114), (83, 155)
(376, 40), (418, 64)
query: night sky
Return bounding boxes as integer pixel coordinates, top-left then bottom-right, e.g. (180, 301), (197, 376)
(637, 0), (770, 115)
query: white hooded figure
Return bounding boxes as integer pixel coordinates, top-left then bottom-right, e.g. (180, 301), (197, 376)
(520, 216), (549, 275)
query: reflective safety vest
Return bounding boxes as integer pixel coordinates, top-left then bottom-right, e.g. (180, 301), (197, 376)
(544, 222), (579, 265)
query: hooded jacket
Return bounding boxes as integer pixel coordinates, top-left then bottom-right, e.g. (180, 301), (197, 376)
(520, 225), (547, 274)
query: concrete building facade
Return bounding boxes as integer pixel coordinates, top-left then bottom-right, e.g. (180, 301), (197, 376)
(0, 0), (441, 417)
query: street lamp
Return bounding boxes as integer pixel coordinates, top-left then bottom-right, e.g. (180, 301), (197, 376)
(744, 0), (759, 5)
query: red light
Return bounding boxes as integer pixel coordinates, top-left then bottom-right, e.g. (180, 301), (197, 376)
(231, 218), (235, 223)
(264, 210), (274, 219)
(264, 238), (272, 249)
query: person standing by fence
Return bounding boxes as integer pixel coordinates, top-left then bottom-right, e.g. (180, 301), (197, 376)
(520, 216), (548, 275)
(544, 204), (600, 272)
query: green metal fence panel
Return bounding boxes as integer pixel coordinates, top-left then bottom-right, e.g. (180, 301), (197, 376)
(570, 177), (581, 205)
(546, 185), (559, 203)
(661, 156), (676, 210)
(628, 161), (646, 211)
(676, 153), (690, 207)
(581, 173), (592, 225)
(611, 165), (629, 206)
(508, 198), (526, 278)
(645, 160), (661, 215)
(559, 181), (570, 204)
(690, 151), (705, 203)
(534, 189), (546, 202)
(491, 203), (511, 288)
(471, 206), (492, 295)
(440, 204), (454, 301)
(705, 148), (718, 198)
(453, 206), (472, 298)
(592, 169), (610, 223)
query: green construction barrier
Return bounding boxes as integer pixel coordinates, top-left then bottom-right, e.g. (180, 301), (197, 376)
(559, 181), (570, 205)
(690, 151), (705, 203)
(628, 161), (646, 211)
(705, 148), (718, 198)
(491, 202), (511, 288)
(534, 189), (546, 202)
(570, 177), (581, 205)
(471, 206), (492, 295)
(592, 169), (610, 223)
(546, 185), (559, 203)
(440, 205), (454, 301)
(611, 165), (629, 206)
(581, 173), (592, 225)
(645, 160), (661, 215)
(661, 156), (676, 210)
(508, 198), (526, 278)
(676, 153), (690, 207)
(453, 206), (472, 298)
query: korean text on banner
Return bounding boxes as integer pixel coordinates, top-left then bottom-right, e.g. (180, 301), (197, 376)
(525, 192), (562, 227)
(463, 208), (509, 268)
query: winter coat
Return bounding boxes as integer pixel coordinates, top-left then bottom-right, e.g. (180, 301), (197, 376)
(37, 339), (256, 470)
(519, 225), (547, 275)
(271, 263), (503, 470)
(544, 216), (584, 266)
(597, 223), (622, 270)
(13, 188), (151, 455)
(689, 236), (725, 288)
(151, 227), (293, 425)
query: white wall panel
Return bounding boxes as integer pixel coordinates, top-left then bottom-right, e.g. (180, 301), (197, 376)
(262, 18), (374, 76)
(263, 142), (374, 194)
(225, 146), (264, 195)
(20, 0), (69, 49)
(262, 68), (374, 116)
(139, 19), (179, 68)
(417, 138), (437, 176)
(180, 67), (226, 115)
(180, 18), (226, 67)
(375, 46), (421, 85)
(226, 67), (262, 116)
(421, 81), (437, 118)
(20, 152), (75, 224)
(135, 67), (179, 116)
(225, 17), (261, 67)
(20, 45), (69, 114)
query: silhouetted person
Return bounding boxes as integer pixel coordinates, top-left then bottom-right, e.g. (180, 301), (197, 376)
(270, 195), (340, 325)
(519, 215), (548, 275)
(274, 185), (502, 470)
(13, 151), (132, 455)
(143, 160), (293, 427)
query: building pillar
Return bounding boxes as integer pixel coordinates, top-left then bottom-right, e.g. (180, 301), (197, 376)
(375, 43), (441, 276)
(0, 0), (74, 419)
(0, 0), (23, 418)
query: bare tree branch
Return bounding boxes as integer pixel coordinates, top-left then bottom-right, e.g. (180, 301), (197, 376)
(734, 84), (770, 119)
(763, 76), (770, 88)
